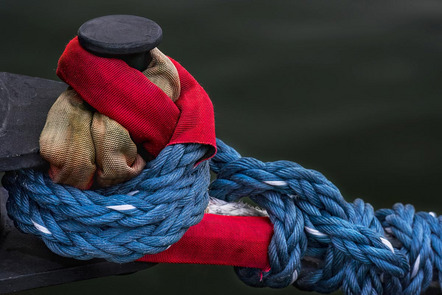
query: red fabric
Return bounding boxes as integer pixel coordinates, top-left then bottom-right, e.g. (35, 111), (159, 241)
(56, 37), (216, 159)
(138, 214), (272, 270)
(57, 38), (271, 270)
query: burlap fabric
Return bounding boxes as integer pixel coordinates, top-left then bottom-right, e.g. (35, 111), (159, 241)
(40, 48), (180, 189)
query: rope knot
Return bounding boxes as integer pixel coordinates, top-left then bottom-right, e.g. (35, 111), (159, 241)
(3, 36), (218, 263)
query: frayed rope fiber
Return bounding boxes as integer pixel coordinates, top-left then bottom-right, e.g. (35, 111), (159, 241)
(3, 139), (441, 294)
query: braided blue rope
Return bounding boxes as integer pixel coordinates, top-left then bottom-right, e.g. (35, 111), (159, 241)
(3, 143), (210, 263)
(209, 139), (441, 294)
(2, 139), (441, 294)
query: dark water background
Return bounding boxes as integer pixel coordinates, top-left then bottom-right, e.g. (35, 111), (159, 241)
(1, 0), (442, 294)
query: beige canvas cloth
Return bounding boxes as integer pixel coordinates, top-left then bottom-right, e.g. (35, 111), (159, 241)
(40, 48), (180, 189)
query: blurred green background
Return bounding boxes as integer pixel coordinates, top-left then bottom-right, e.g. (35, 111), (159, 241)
(1, 0), (442, 294)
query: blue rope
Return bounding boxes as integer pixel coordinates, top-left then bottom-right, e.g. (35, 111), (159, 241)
(3, 139), (441, 294)
(3, 143), (210, 263)
(210, 139), (441, 294)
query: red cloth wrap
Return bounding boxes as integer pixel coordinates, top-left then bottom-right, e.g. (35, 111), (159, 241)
(57, 37), (216, 158)
(138, 214), (272, 270)
(56, 38), (270, 270)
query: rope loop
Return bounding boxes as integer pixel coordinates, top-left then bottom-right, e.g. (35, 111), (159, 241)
(3, 143), (210, 263)
(209, 139), (440, 293)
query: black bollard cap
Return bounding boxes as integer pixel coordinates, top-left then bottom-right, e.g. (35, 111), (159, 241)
(78, 15), (163, 56)
(78, 15), (162, 71)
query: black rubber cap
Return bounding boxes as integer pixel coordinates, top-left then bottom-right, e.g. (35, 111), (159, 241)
(77, 15), (163, 56)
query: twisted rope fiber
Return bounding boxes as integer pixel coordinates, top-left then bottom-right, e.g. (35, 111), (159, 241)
(3, 143), (211, 263)
(3, 139), (442, 294)
(210, 139), (442, 294)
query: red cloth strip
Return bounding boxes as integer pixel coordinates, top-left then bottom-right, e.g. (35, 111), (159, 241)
(138, 214), (272, 270)
(57, 37), (216, 159)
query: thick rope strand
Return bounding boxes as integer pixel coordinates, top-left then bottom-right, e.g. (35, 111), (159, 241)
(210, 139), (441, 294)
